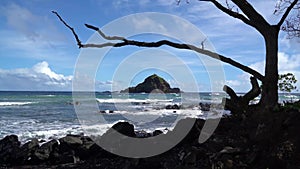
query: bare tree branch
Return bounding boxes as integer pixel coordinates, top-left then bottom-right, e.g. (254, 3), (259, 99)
(53, 11), (265, 81)
(283, 18), (300, 38)
(52, 11), (83, 48)
(225, 0), (234, 11)
(203, 0), (270, 30)
(274, 0), (299, 38)
(176, 0), (190, 5)
(85, 24), (125, 41)
(278, 0), (299, 26)
(230, 0), (270, 31)
(205, 0), (252, 26)
(200, 38), (207, 49)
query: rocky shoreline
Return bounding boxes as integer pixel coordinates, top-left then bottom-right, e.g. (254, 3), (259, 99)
(1, 103), (300, 169)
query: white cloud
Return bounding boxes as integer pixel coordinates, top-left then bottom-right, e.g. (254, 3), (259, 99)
(156, 0), (177, 6)
(33, 62), (72, 81)
(226, 80), (241, 87)
(280, 35), (300, 53)
(0, 61), (117, 91)
(131, 16), (168, 33)
(249, 60), (265, 75)
(226, 52), (300, 92)
(0, 61), (73, 91)
(278, 52), (300, 70)
(181, 1), (264, 62)
(247, 52), (300, 74)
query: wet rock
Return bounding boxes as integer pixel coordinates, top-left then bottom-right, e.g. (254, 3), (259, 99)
(99, 110), (106, 113)
(110, 121), (136, 137)
(166, 104), (180, 110)
(199, 102), (210, 111)
(172, 104), (180, 110)
(219, 146), (240, 154)
(80, 136), (95, 151)
(172, 118), (205, 145)
(0, 135), (20, 165)
(49, 135), (84, 164)
(52, 150), (78, 164)
(224, 158), (233, 168)
(153, 130), (163, 136)
(166, 105), (172, 109)
(32, 139), (59, 162)
(77, 136), (112, 160)
(182, 151), (197, 167)
(16, 138), (39, 164)
(99, 110), (114, 113)
(135, 130), (151, 138)
(59, 135), (83, 150)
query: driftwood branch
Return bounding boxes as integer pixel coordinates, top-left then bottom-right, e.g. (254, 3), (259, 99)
(52, 11), (265, 81)
(223, 85), (238, 101)
(223, 77), (261, 114)
(243, 76), (261, 101)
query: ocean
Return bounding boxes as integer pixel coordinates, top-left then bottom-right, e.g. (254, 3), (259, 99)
(0, 91), (299, 143)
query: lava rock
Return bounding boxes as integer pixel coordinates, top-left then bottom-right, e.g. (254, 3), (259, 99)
(199, 102), (211, 111)
(153, 130), (163, 136)
(110, 121), (136, 137)
(59, 135), (83, 150)
(31, 139), (59, 162)
(166, 104), (180, 110)
(0, 135), (20, 165)
(16, 138), (39, 164)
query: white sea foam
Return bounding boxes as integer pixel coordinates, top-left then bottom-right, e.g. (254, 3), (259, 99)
(41, 94), (55, 97)
(283, 94), (299, 99)
(96, 98), (173, 104)
(0, 102), (35, 106)
(81, 123), (116, 137)
(16, 125), (84, 143)
(116, 109), (202, 117)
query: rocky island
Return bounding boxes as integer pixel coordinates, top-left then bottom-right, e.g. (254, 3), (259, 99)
(120, 74), (181, 93)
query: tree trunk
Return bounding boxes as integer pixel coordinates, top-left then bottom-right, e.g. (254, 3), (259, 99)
(259, 26), (280, 110)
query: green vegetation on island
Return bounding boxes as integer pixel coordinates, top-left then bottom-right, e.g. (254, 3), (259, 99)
(120, 74), (180, 93)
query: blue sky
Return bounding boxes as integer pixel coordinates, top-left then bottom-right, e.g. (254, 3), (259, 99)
(0, 0), (299, 92)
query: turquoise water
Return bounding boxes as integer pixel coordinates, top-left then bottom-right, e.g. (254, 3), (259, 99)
(0, 91), (299, 143)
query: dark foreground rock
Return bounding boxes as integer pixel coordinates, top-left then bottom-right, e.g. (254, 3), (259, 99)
(1, 104), (300, 169)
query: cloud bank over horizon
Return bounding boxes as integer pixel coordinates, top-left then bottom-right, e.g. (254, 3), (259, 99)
(0, 61), (119, 91)
(0, 61), (72, 91)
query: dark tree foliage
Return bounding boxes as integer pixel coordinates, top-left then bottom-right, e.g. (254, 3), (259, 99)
(278, 73), (297, 93)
